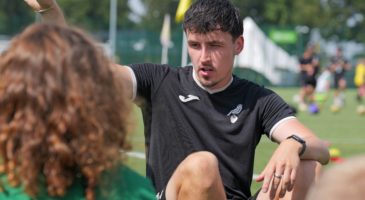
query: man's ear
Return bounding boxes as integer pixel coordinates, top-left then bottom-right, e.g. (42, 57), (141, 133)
(234, 36), (244, 55)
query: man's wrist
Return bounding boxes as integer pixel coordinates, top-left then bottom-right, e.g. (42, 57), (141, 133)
(35, 6), (54, 14)
(286, 134), (306, 156)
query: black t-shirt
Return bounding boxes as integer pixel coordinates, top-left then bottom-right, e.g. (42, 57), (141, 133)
(299, 56), (319, 75)
(299, 57), (313, 65)
(331, 56), (348, 76)
(129, 64), (294, 199)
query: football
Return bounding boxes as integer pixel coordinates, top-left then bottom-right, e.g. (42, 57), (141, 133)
(356, 105), (365, 116)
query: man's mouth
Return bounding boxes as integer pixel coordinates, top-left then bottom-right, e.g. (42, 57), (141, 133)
(199, 67), (213, 76)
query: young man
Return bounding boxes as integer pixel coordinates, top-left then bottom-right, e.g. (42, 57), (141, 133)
(25, 0), (329, 199)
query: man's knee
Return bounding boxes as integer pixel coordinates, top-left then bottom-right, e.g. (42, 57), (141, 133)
(180, 151), (220, 187)
(297, 160), (319, 183)
(184, 151), (218, 168)
(166, 151), (226, 200)
(289, 160), (321, 200)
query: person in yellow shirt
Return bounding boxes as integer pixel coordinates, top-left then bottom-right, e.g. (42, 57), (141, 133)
(354, 58), (365, 103)
(354, 58), (365, 115)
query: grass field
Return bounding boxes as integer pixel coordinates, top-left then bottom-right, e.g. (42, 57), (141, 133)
(126, 87), (365, 193)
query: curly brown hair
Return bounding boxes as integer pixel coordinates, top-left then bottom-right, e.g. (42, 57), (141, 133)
(0, 23), (131, 200)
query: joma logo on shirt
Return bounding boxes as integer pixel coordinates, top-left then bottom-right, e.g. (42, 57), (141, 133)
(179, 94), (200, 102)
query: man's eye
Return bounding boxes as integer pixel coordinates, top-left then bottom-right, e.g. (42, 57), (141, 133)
(210, 43), (221, 47)
(189, 43), (200, 48)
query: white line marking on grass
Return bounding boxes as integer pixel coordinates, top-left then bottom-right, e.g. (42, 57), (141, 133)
(252, 174), (259, 180)
(126, 151), (146, 159)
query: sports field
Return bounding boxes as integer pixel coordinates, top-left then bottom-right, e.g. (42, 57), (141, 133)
(126, 87), (365, 193)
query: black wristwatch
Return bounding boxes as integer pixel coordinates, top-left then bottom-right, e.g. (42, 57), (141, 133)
(287, 134), (306, 156)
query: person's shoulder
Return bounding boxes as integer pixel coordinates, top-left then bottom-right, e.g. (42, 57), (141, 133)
(117, 165), (156, 200)
(99, 165), (156, 200)
(130, 63), (186, 74)
(129, 62), (168, 69)
(306, 154), (365, 200)
(233, 76), (269, 90)
(0, 173), (31, 200)
(232, 76), (274, 98)
(176, 65), (193, 75)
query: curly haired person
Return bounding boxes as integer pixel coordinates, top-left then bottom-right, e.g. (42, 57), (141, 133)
(0, 23), (155, 200)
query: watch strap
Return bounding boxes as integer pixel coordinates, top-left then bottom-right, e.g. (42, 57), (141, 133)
(287, 134), (306, 156)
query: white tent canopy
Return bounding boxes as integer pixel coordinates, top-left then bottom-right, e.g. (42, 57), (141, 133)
(0, 40), (10, 53)
(235, 17), (299, 85)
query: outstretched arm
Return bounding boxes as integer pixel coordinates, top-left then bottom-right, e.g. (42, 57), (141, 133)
(111, 64), (136, 100)
(24, 0), (135, 99)
(24, 0), (66, 25)
(256, 118), (329, 198)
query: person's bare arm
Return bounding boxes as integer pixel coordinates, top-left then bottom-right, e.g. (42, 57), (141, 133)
(24, 0), (66, 25)
(256, 118), (329, 196)
(111, 64), (135, 100)
(24, 0), (136, 97)
(271, 118), (329, 164)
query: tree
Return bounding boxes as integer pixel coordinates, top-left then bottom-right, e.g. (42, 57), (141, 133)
(319, 0), (365, 42)
(0, 1), (34, 35)
(0, 0), (134, 36)
(139, 0), (181, 31)
(1, 0), (364, 44)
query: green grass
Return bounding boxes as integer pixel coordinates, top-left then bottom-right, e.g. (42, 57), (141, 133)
(126, 87), (365, 193)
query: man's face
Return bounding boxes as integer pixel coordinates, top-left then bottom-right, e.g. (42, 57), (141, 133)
(186, 29), (243, 90)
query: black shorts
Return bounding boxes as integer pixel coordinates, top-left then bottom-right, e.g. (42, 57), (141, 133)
(299, 72), (316, 87)
(334, 73), (345, 89)
(248, 188), (260, 200)
(299, 72), (308, 87)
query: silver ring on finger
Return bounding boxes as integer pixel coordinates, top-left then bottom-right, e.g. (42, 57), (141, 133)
(274, 174), (282, 179)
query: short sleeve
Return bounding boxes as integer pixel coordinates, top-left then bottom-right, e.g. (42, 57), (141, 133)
(129, 63), (171, 101)
(258, 89), (295, 137)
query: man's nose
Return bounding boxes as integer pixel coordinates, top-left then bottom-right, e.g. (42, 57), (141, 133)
(200, 47), (211, 63)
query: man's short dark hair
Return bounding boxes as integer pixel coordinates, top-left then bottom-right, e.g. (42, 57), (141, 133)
(183, 0), (243, 40)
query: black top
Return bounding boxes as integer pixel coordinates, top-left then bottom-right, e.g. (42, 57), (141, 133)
(299, 57), (314, 65)
(331, 56), (349, 76)
(299, 56), (320, 75)
(129, 64), (294, 199)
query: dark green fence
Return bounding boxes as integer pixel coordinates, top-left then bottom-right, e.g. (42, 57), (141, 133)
(117, 30), (184, 67)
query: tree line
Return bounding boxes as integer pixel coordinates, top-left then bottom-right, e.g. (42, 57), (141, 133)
(1, 0), (364, 43)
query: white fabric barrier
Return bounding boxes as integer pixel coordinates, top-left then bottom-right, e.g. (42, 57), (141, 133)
(235, 17), (299, 85)
(0, 40), (10, 53)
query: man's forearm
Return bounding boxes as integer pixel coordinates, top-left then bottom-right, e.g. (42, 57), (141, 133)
(301, 137), (330, 165)
(38, 1), (66, 25)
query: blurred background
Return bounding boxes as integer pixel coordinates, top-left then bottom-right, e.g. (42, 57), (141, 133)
(1, 0), (364, 193)
(1, 0), (365, 86)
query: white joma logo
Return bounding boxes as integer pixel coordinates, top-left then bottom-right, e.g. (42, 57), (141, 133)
(179, 94), (200, 102)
